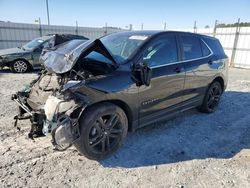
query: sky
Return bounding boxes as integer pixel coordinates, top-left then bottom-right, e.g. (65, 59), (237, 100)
(0, 0), (250, 30)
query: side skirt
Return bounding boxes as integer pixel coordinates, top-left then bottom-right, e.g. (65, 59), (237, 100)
(136, 96), (204, 130)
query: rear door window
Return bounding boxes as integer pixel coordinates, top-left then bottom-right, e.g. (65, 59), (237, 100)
(180, 35), (203, 60)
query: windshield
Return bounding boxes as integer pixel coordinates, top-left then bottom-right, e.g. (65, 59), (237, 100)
(42, 33), (152, 73)
(22, 38), (45, 51)
(100, 32), (150, 64)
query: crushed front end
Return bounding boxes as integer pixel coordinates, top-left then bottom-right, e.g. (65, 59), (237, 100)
(12, 71), (90, 151)
(11, 37), (119, 153)
(11, 70), (61, 138)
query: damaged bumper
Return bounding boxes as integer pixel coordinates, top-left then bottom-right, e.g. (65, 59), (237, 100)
(43, 94), (87, 150)
(51, 115), (80, 150)
(11, 72), (61, 138)
(12, 92), (32, 116)
(11, 69), (89, 152)
(11, 91), (46, 137)
(12, 90), (87, 151)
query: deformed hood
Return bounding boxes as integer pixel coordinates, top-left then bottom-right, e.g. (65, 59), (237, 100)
(41, 39), (118, 74)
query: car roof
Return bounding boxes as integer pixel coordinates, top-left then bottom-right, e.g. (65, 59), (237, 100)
(108, 30), (214, 39)
(36, 35), (53, 41)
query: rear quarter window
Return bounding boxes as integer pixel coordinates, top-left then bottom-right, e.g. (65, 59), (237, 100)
(200, 39), (211, 56)
(203, 37), (225, 56)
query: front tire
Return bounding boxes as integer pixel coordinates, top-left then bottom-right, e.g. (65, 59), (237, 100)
(198, 81), (222, 113)
(10, 60), (31, 73)
(74, 103), (128, 160)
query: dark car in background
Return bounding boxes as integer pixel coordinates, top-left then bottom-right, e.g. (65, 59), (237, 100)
(12, 31), (228, 160)
(0, 34), (88, 73)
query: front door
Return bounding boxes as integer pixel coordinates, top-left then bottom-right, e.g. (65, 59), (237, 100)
(138, 34), (185, 126)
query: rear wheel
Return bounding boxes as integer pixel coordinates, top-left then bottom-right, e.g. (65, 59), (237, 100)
(74, 103), (128, 160)
(198, 81), (222, 113)
(10, 60), (31, 73)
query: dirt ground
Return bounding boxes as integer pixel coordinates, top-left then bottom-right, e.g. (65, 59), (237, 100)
(0, 68), (250, 188)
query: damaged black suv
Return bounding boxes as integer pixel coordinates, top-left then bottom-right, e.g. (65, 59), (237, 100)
(12, 31), (228, 160)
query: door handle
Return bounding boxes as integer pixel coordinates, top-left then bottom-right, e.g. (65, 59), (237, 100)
(174, 67), (181, 73)
(208, 60), (213, 65)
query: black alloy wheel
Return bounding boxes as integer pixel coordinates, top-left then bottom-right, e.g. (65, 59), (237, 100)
(74, 103), (128, 160)
(199, 81), (222, 113)
(88, 114), (123, 154)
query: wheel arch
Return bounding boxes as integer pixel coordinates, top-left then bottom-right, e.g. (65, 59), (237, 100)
(212, 76), (225, 91)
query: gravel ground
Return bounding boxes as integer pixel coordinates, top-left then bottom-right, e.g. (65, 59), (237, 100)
(0, 68), (250, 188)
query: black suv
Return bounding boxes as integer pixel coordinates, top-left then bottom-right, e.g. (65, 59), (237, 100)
(13, 31), (228, 160)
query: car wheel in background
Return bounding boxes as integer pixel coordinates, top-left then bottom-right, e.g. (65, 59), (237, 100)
(10, 59), (31, 73)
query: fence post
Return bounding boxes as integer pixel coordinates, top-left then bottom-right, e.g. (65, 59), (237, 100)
(230, 18), (241, 67)
(193, 21), (197, 33)
(164, 22), (167, 30)
(75, 20), (78, 35)
(129, 24), (133, 31)
(213, 20), (218, 37)
(38, 18), (42, 37)
(104, 22), (108, 35)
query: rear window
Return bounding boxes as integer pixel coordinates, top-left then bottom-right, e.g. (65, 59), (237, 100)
(180, 35), (203, 60)
(203, 37), (225, 56)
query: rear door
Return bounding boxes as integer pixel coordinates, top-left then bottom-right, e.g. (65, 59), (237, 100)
(138, 33), (185, 126)
(178, 34), (214, 106)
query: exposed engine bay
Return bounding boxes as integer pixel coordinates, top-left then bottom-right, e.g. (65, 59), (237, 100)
(12, 38), (117, 150)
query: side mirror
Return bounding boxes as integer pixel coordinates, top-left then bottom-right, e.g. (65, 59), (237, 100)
(132, 63), (152, 86)
(34, 46), (43, 52)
